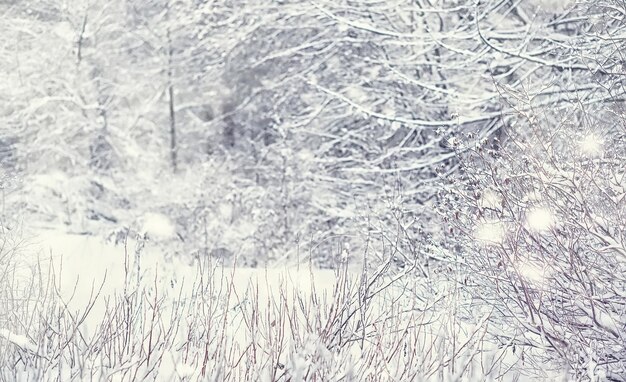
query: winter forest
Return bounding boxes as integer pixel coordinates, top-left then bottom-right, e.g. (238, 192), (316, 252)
(0, 0), (625, 380)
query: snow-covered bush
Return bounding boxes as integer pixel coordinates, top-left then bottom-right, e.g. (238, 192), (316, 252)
(437, 1), (626, 378)
(443, 100), (626, 380)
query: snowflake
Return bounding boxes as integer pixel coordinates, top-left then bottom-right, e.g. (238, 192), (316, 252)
(526, 207), (554, 232)
(579, 134), (603, 156)
(514, 260), (552, 284)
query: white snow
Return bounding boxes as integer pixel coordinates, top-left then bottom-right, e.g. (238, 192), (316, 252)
(0, 228), (558, 380)
(474, 220), (506, 245)
(522, 190), (543, 203)
(20, 229), (341, 325)
(532, 0), (575, 13)
(52, 21), (75, 42)
(479, 189), (502, 210)
(218, 203), (233, 220)
(175, 362), (196, 378)
(141, 212), (176, 240)
(0, 329), (38, 354)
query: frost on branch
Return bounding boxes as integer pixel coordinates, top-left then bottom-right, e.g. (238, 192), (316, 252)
(443, 100), (626, 377)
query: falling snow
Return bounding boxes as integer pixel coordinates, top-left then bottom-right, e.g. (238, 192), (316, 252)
(526, 207), (554, 232)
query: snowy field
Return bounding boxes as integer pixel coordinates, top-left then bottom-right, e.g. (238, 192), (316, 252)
(0, 227), (540, 381)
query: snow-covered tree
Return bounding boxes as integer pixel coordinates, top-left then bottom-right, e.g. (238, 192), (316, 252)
(441, 1), (626, 378)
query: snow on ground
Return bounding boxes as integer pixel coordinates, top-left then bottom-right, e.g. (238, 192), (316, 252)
(19, 228), (342, 335)
(1, 228), (547, 381)
(23, 228), (376, 309)
(1, 229), (353, 379)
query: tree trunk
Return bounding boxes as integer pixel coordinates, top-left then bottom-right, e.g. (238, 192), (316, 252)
(167, 27), (177, 172)
(168, 83), (177, 172)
